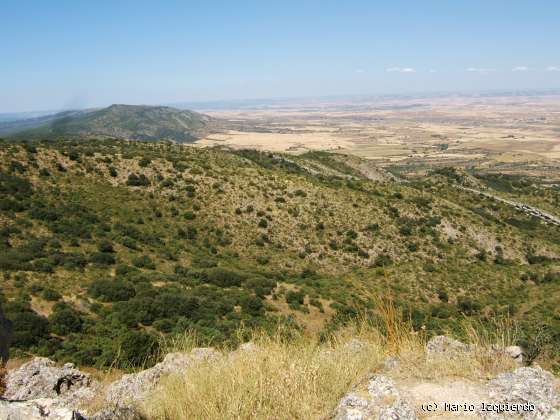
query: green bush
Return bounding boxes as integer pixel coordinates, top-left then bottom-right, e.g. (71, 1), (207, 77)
(132, 255), (156, 269)
(97, 240), (114, 253)
(49, 304), (83, 335)
(89, 252), (116, 265)
(4, 301), (49, 347)
(118, 331), (158, 367)
(206, 267), (245, 287)
(126, 173), (150, 186)
(88, 278), (136, 302)
(42, 288), (62, 302)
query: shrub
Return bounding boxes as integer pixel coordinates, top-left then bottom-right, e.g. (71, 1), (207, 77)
(127, 173), (150, 186)
(183, 211), (196, 220)
(97, 240), (114, 253)
(49, 304), (83, 335)
(374, 254), (392, 267)
(89, 252), (116, 265)
(240, 296), (264, 316)
(258, 219), (268, 229)
(118, 331), (158, 367)
(88, 278), (136, 302)
(4, 302), (49, 348)
(132, 255), (156, 269)
(42, 288), (62, 302)
(457, 296), (482, 315)
(286, 290), (305, 306)
(206, 268), (245, 287)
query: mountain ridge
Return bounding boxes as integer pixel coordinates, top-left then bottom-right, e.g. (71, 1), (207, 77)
(5, 104), (219, 142)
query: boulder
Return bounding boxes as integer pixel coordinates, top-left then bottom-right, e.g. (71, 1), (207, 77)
(503, 345), (524, 365)
(4, 358), (95, 404)
(0, 398), (85, 420)
(104, 347), (220, 407)
(335, 393), (372, 420)
(335, 375), (416, 420)
(237, 342), (258, 353)
(426, 335), (471, 356)
(344, 338), (367, 353)
(89, 406), (145, 420)
(483, 366), (560, 419)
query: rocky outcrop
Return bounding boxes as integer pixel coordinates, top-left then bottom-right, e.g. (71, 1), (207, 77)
(0, 398), (84, 420)
(88, 406), (145, 420)
(426, 335), (473, 356)
(483, 367), (560, 419)
(335, 374), (417, 420)
(104, 347), (220, 407)
(4, 358), (95, 403)
(427, 335), (525, 365)
(1, 339), (558, 419)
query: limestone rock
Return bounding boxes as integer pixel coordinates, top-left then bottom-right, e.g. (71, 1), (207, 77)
(426, 335), (471, 356)
(344, 339), (367, 353)
(378, 398), (416, 420)
(90, 406), (145, 420)
(4, 358), (95, 402)
(335, 393), (372, 420)
(0, 398), (85, 420)
(335, 375), (417, 420)
(483, 367), (560, 419)
(237, 342), (258, 353)
(383, 356), (400, 371)
(504, 346), (524, 364)
(104, 347), (220, 406)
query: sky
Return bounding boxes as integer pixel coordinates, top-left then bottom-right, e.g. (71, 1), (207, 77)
(1, 0), (559, 112)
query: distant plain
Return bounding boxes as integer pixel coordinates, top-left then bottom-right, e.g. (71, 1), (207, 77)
(197, 94), (560, 178)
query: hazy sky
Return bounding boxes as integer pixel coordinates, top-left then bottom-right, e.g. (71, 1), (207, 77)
(2, 0), (559, 112)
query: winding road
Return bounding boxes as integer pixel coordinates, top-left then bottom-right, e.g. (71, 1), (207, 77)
(458, 186), (560, 227)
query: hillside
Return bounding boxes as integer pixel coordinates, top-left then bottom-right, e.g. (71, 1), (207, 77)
(0, 139), (559, 373)
(6, 105), (218, 142)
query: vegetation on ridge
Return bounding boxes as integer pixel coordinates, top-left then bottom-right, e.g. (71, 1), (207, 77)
(7, 105), (218, 142)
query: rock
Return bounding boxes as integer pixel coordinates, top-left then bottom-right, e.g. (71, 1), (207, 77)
(90, 406), (145, 420)
(504, 346), (524, 364)
(237, 342), (258, 352)
(378, 398), (416, 420)
(383, 356), (399, 371)
(4, 358), (95, 402)
(105, 347), (220, 406)
(335, 375), (417, 420)
(334, 393), (372, 420)
(0, 398), (85, 420)
(483, 367), (560, 419)
(366, 374), (399, 399)
(344, 339), (367, 353)
(426, 335), (471, 356)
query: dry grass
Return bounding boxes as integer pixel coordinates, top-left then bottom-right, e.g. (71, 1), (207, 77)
(141, 300), (520, 420)
(391, 316), (519, 382)
(142, 329), (384, 420)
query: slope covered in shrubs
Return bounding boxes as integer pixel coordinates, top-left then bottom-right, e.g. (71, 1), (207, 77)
(0, 138), (559, 370)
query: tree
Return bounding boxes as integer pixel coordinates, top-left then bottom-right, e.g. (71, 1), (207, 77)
(49, 304), (82, 335)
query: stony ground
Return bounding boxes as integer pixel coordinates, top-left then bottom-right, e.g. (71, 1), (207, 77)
(1, 336), (559, 420)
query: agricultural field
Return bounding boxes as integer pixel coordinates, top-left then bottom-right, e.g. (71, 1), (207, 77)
(197, 94), (560, 179)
